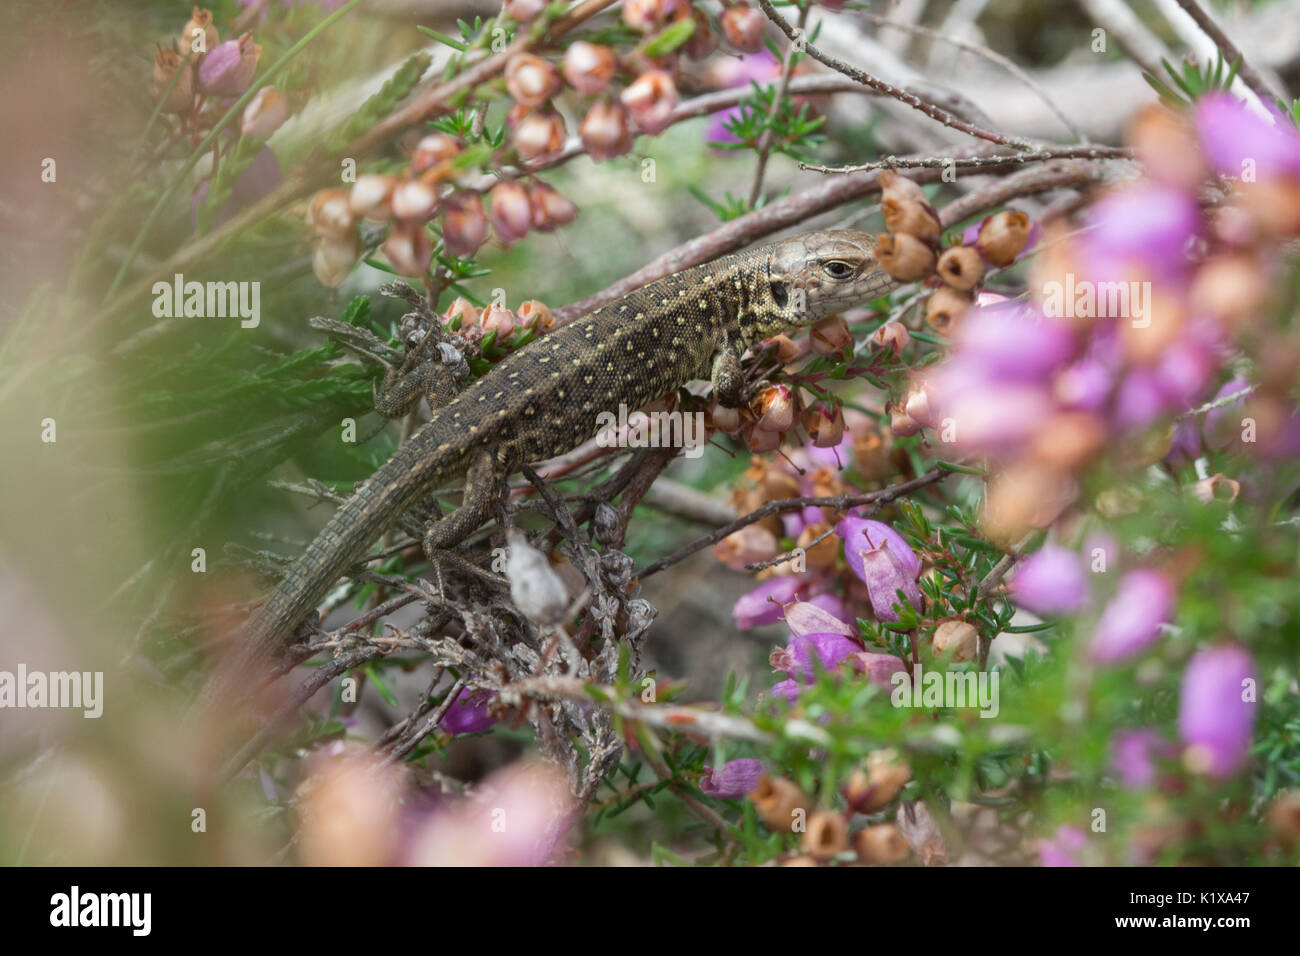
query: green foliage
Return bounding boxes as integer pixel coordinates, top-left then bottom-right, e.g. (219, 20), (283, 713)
(326, 50), (432, 151)
(1142, 52), (1241, 110)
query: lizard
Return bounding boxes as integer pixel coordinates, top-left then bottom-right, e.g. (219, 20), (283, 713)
(214, 229), (895, 696)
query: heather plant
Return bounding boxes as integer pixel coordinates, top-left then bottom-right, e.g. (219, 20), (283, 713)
(2, 0), (1299, 869)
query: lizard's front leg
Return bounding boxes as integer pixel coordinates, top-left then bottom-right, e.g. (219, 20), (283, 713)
(710, 340), (746, 409)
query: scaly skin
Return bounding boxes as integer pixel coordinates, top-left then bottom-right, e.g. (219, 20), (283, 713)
(231, 230), (894, 683)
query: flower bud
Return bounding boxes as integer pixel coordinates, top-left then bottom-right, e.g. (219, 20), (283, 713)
(936, 244), (985, 291)
(859, 539), (922, 622)
(620, 70), (678, 135)
(803, 811), (849, 860)
(902, 382), (935, 427)
(753, 384), (795, 433)
(410, 133), (461, 176)
(683, 7), (719, 59)
(240, 85), (288, 139)
(180, 7), (218, 57)
(925, 285), (972, 334)
(1089, 569), (1175, 665)
(529, 182), (577, 231)
(382, 222), (433, 277)
(1027, 411), (1106, 472)
(1179, 644), (1257, 779)
(804, 404), (844, 448)
(580, 100), (634, 162)
(349, 173), (395, 221)
(890, 405), (921, 438)
(707, 401), (741, 434)
(875, 232), (936, 282)
(766, 332), (809, 364)
(981, 463), (1076, 547)
(513, 111), (567, 161)
(878, 169), (927, 206)
(882, 198), (940, 242)
(854, 824), (910, 863)
(750, 775), (807, 831)
(312, 233), (359, 288)
(517, 299), (554, 333)
(306, 188), (355, 240)
(932, 620), (978, 662)
(443, 296), (480, 329)
(480, 303), (518, 339)
(504, 0), (546, 22)
(712, 525), (779, 570)
(563, 41), (617, 95)
(505, 53), (562, 108)
(976, 210), (1031, 267)
(489, 181), (533, 244)
(700, 759), (764, 799)
(197, 33), (260, 98)
(870, 321), (909, 356)
(623, 0), (677, 31)
(505, 528), (569, 625)
(721, 3), (766, 53)
(809, 314), (852, 355)
(742, 421), (782, 453)
(390, 177), (439, 222)
(1189, 255), (1270, 329)
(440, 190), (488, 258)
(152, 47), (196, 115)
(1009, 545), (1089, 616)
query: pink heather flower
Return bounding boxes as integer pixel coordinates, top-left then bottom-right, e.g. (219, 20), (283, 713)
(700, 758), (763, 798)
(783, 599), (853, 638)
(1081, 184), (1201, 282)
(1088, 569), (1176, 664)
(836, 517), (921, 580)
(1196, 93), (1300, 180)
(1152, 336), (1217, 408)
(850, 652), (908, 690)
(933, 374), (1055, 452)
(439, 687), (497, 735)
(776, 632), (861, 682)
(956, 302), (1077, 381)
(1039, 825), (1087, 867)
(1113, 368), (1175, 430)
(1111, 729), (1168, 790)
(733, 575), (804, 628)
(1009, 545), (1090, 616)
(1165, 417), (1202, 468)
(1179, 644), (1258, 779)
(805, 423), (854, 469)
(707, 51), (780, 147)
(770, 678), (802, 704)
(859, 543), (923, 622)
(198, 34), (261, 97)
(780, 510), (805, 538)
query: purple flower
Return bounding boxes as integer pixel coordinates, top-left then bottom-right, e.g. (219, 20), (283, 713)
(733, 575), (805, 628)
(699, 758), (763, 798)
(1081, 184), (1201, 282)
(439, 687), (497, 735)
(198, 35), (261, 98)
(837, 517), (921, 580)
(1089, 569), (1176, 664)
(1196, 93), (1300, 180)
(1112, 368), (1174, 430)
(1055, 357), (1114, 412)
(954, 302), (1076, 381)
(770, 678), (801, 704)
(851, 652), (909, 690)
(1039, 825), (1087, 867)
(859, 543), (924, 622)
(783, 599), (853, 638)
(1179, 644), (1257, 779)
(1009, 545), (1090, 616)
(778, 632), (861, 681)
(1111, 729), (1167, 790)
(1165, 418), (1202, 468)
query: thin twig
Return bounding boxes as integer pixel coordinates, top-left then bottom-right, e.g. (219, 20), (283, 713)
(748, 3), (809, 209)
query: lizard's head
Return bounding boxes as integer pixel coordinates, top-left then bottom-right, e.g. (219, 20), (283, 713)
(755, 229), (894, 337)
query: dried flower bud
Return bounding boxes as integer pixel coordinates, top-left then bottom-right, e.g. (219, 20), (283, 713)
(1268, 792), (1300, 846)
(870, 321), (910, 356)
(179, 7), (218, 57)
(751, 775), (807, 831)
(862, 749), (911, 811)
(803, 811), (849, 860)
(620, 70), (678, 135)
(925, 285), (972, 334)
(312, 233), (360, 288)
(505, 53), (562, 108)
(411, 133), (461, 175)
(442, 296), (480, 328)
(390, 177), (439, 222)
(796, 522), (840, 571)
(517, 299), (554, 333)
(1191, 473), (1241, 503)
(982, 463), (1077, 548)
(197, 33), (260, 98)
(1128, 104), (1205, 191)
(742, 421), (782, 453)
(563, 41), (617, 95)
(306, 188), (355, 240)
(580, 100), (634, 162)
(529, 182), (577, 231)
(721, 3), (766, 53)
(240, 85), (289, 139)
(766, 333), (809, 364)
(804, 404), (844, 448)
(932, 620), (978, 662)
(152, 47), (196, 115)
(349, 174), (395, 221)
(753, 384), (795, 433)
(1028, 411), (1106, 472)
(882, 198), (940, 242)
(854, 824), (910, 864)
(890, 404), (921, 437)
(505, 528), (569, 625)
(875, 232), (936, 282)
(810, 314), (852, 355)
(514, 110), (567, 162)
(623, 0), (677, 32)
(976, 210), (1031, 267)
(878, 169), (927, 206)
(480, 303), (519, 339)
(440, 190), (488, 258)
(683, 7), (719, 59)
(504, 0), (546, 22)
(936, 245), (985, 291)
(382, 222), (433, 277)
(1189, 255), (1269, 329)
(712, 525), (779, 570)
(488, 181), (533, 244)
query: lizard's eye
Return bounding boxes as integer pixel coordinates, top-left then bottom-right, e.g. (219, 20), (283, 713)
(822, 259), (854, 279)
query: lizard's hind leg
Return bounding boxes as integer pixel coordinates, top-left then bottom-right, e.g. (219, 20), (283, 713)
(422, 447), (504, 592)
